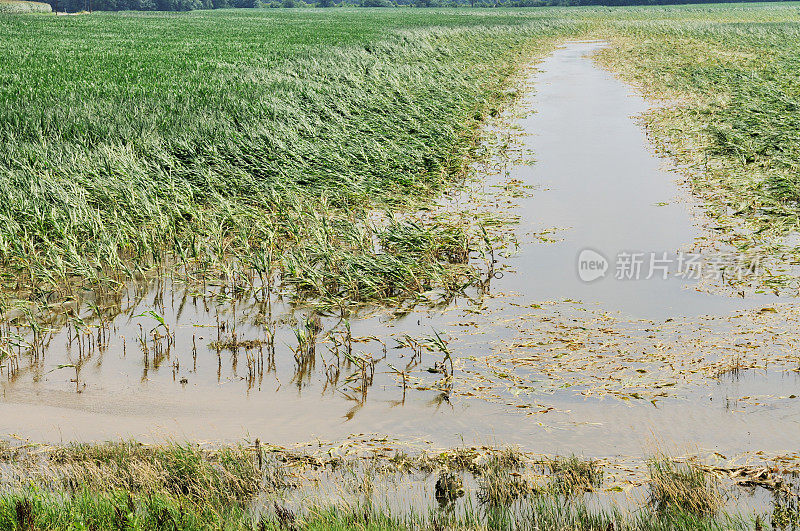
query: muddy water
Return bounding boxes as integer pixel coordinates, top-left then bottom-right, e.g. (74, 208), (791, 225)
(500, 41), (781, 318)
(0, 41), (797, 461)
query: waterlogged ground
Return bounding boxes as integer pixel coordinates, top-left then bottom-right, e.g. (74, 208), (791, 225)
(1, 42), (798, 478)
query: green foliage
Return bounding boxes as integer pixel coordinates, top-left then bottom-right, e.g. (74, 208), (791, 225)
(5, 4), (800, 307)
(0, 441), (765, 530)
(0, 488), (256, 530)
(47, 441), (262, 507)
(0, 0), (51, 13)
(0, 441), (264, 529)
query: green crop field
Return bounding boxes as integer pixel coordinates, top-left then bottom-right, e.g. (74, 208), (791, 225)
(3, 5), (800, 313)
(3, 6), (800, 527)
(0, 10), (575, 313)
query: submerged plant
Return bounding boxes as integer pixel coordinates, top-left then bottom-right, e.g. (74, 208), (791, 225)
(648, 457), (722, 516)
(545, 455), (603, 496)
(477, 450), (531, 508)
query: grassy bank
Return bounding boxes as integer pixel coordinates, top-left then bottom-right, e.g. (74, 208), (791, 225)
(0, 440), (793, 530)
(0, 10), (577, 314)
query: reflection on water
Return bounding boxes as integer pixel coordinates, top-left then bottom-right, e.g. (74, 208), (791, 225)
(0, 41), (796, 460)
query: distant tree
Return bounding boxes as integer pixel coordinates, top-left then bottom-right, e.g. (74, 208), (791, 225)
(175, 0), (201, 10)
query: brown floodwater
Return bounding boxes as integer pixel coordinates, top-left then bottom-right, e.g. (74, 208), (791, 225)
(0, 41), (796, 465)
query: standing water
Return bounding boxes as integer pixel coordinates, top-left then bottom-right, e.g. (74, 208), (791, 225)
(497, 40), (778, 318)
(0, 41), (796, 460)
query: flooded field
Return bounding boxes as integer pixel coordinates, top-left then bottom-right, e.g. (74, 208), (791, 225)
(1, 41), (796, 474)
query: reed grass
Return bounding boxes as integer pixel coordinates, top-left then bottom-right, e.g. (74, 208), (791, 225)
(648, 457), (723, 516)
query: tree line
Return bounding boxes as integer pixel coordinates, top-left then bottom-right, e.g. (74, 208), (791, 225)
(50, 0), (784, 14)
(51, 0), (256, 13)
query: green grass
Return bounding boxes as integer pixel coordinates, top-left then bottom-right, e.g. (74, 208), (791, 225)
(0, 441), (264, 529)
(0, 487), (753, 530)
(0, 0), (51, 13)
